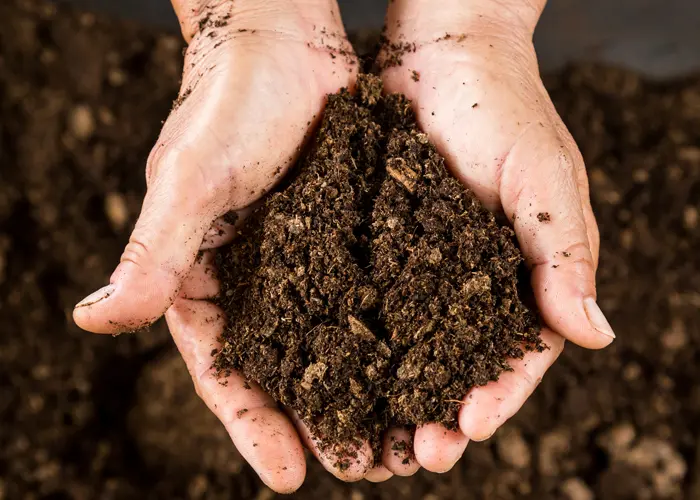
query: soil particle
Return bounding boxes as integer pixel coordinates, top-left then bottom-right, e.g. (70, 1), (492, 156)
(214, 74), (542, 459)
(104, 192), (129, 230)
(496, 425), (531, 469)
(538, 428), (572, 477)
(172, 87), (192, 111)
(560, 478), (594, 500)
(222, 210), (239, 226)
(598, 422), (637, 456)
(599, 431), (687, 498)
(391, 440), (408, 452)
(108, 67), (127, 86)
(661, 318), (687, 351)
(683, 205), (698, 229)
(377, 36), (417, 70)
(67, 104), (95, 139)
(197, 13), (210, 33)
(537, 212), (551, 222)
(129, 352), (244, 475)
(434, 33), (468, 44)
(255, 488), (275, 500)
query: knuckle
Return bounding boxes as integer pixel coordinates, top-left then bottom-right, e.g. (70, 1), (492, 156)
(517, 369), (538, 389)
(149, 146), (228, 214)
(146, 140), (184, 186)
(120, 238), (151, 268)
(194, 366), (216, 405)
(145, 141), (167, 186)
(195, 365), (211, 391)
(179, 0), (230, 40)
(148, 143), (183, 179)
(562, 241), (596, 268)
(508, 369), (537, 400)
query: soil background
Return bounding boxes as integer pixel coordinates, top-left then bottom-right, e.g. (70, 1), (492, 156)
(1, 1), (699, 499)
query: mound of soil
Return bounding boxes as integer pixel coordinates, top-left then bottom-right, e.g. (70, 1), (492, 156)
(214, 74), (542, 459)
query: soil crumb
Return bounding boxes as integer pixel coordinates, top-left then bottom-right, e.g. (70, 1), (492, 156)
(537, 212), (551, 223)
(214, 74), (542, 461)
(377, 36), (417, 70)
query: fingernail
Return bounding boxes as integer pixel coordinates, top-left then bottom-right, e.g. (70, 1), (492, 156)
(75, 284), (115, 308)
(583, 297), (616, 339)
(470, 430), (495, 443)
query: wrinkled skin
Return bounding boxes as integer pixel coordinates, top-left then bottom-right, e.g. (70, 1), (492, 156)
(73, 0), (615, 492)
(375, 0), (616, 475)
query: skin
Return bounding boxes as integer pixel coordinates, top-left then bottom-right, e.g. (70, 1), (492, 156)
(376, 0), (616, 474)
(73, 0), (616, 492)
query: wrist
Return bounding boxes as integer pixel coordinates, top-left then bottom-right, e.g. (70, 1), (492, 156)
(172, 0), (344, 42)
(385, 0), (546, 41)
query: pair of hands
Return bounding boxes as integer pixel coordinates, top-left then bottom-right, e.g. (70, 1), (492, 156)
(73, 0), (615, 492)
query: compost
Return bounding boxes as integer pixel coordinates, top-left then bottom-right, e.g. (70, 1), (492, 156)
(214, 74), (541, 460)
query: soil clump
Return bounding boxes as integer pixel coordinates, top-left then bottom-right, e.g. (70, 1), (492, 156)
(214, 74), (542, 460)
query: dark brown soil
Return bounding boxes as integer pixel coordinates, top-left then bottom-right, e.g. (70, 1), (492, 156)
(537, 212), (552, 223)
(214, 75), (541, 460)
(2, 0), (700, 499)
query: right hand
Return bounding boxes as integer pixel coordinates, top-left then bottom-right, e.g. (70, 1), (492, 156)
(73, 0), (366, 492)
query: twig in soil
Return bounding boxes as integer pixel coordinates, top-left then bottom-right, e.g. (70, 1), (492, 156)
(386, 158), (419, 193)
(305, 321), (329, 337)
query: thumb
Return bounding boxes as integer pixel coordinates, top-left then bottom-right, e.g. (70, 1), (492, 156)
(73, 167), (221, 334)
(500, 124), (614, 349)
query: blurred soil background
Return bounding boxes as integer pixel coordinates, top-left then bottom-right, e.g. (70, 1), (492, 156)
(0, 0), (699, 498)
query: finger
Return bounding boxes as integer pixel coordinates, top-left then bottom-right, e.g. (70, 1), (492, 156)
(200, 216), (238, 250)
(166, 298), (306, 493)
(381, 428), (420, 476)
(179, 250), (219, 300)
(364, 465), (394, 483)
(288, 410), (373, 482)
(200, 205), (256, 250)
(459, 329), (564, 441)
(500, 127), (615, 349)
(414, 424), (469, 473)
(74, 169), (222, 334)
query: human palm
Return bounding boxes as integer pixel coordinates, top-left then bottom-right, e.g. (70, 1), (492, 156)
(373, 1), (616, 474)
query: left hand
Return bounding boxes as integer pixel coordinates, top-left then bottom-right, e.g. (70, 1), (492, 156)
(371, 0), (616, 477)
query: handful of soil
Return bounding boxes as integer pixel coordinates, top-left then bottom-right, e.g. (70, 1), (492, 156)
(214, 74), (542, 463)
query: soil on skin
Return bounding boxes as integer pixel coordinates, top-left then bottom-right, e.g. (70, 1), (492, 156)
(214, 74), (542, 460)
(3, 0), (700, 499)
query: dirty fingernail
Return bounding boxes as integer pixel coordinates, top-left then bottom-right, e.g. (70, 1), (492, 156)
(75, 284), (115, 308)
(583, 297), (615, 339)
